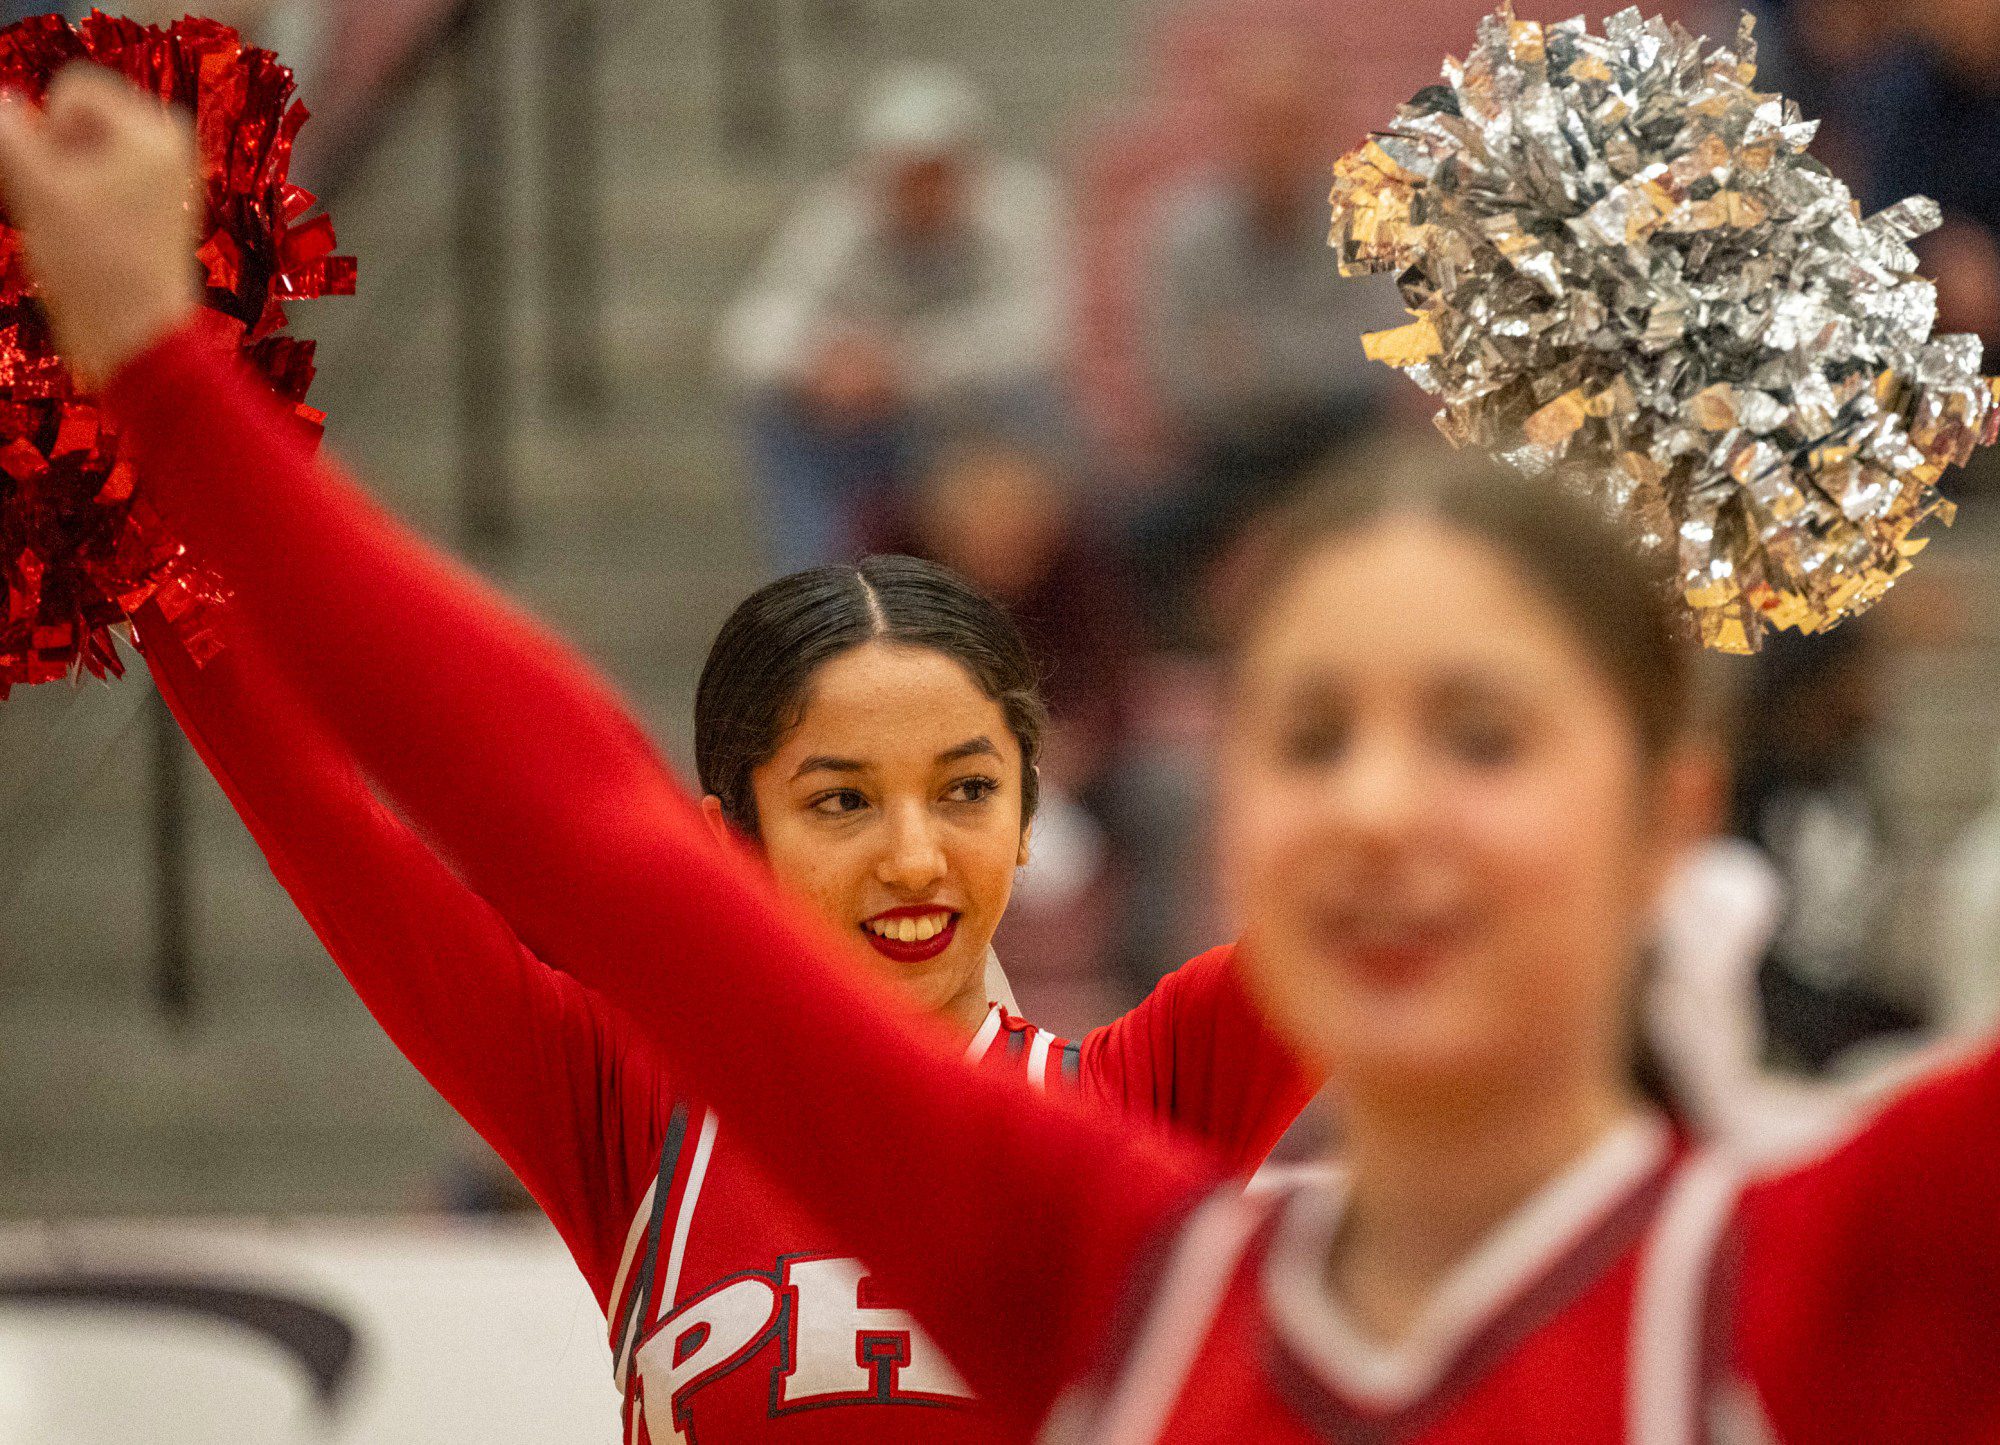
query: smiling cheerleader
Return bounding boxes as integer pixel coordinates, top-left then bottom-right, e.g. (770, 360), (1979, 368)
(0, 64), (1318, 1445)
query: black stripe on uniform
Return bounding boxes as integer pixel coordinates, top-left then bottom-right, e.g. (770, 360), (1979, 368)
(1005, 1027), (1027, 1059)
(1059, 1040), (1082, 1084)
(614, 1101), (690, 1379)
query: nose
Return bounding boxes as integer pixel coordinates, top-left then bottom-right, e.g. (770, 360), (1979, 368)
(1326, 729), (1430, 854)
(875, 800), (949, 895)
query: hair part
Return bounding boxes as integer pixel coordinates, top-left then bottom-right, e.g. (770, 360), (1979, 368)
(695, 556), (1046, 836)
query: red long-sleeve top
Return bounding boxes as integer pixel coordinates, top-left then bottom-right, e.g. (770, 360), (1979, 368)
(109, 325), (2000, 1441)
(123, 324), (1310, 1440)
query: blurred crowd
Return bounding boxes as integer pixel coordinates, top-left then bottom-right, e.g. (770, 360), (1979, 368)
(1735, 0), (2000, 1072)
(1753, 0), (2000, 353)
(712, 0), (2000, 1075)
(6, 0), (1999, 1156)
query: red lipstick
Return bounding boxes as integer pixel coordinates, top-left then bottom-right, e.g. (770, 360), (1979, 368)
(860, 905), (959, 964)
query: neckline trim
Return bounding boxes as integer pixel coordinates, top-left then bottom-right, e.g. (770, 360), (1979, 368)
(1262, 1114), (1671, 1413)
(964, 1003), (1005, 1064)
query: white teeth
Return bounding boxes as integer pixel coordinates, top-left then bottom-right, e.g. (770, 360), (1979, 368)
(867, 913), (950, 943)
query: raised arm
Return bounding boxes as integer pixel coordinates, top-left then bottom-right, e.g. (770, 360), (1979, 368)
(714, 181), (864, 391)
(1080, 943), (1319, 1175)
(3, 68), (1215, 1428)
(1736, 1037), (2000, 1439)
(107, 329), (669, 969)
(0, 64), (661, 971)
(142, 609), (670, 1307)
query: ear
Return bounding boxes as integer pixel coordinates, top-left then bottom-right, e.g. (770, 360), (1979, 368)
(1648, 737), (1728, 884)
(699, 794), (736, 849)
(1017, 764), (1040, 868)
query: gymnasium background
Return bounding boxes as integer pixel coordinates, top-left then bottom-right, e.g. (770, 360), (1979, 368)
(2, 0), (1997, 1437)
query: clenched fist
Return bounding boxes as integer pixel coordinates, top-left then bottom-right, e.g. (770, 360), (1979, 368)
(0, 64), (201, 388)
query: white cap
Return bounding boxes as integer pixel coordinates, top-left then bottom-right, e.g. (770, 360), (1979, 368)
(854, 65), (986, 159)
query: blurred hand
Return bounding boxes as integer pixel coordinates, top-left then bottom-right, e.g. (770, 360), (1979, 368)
(0, 65), (201, 387)
(802, 332), (902, 425)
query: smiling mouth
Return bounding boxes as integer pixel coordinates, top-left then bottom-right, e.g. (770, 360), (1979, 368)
(1315, 910), (1465, 988)
(860, 909), (960, 963)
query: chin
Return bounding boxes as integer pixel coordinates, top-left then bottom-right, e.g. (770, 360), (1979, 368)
(1343, 1034), (1482, 1087)
(1288, 977), (1479, 1082)
(900, 951), (983, 1013)
(1345, 1008), (1529, 1100)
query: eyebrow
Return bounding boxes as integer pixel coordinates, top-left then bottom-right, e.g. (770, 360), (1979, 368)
(789, 755), (865, 782)
(937, 735), (1002, 766)
(788, 735), (1001, 783)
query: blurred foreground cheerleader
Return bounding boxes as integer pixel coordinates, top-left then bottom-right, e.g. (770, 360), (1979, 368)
(8, 12), (2000, 1444)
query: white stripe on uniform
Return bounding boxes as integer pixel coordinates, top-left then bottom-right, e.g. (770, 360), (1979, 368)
(965, 1004), (1005, 1064)
(1027, 1029), (1056, 1091)
(1628, 1151), (1745, 1445)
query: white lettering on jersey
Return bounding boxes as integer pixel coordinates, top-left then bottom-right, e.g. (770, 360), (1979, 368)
(777, 1256), (972, 1407)
(634, 1254), (972, 1436)
(638, 1276), (781, 1442)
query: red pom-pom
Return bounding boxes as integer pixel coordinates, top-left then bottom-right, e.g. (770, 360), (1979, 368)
(0, 10), (354, 698)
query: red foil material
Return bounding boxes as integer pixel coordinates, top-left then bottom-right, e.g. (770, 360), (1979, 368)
(0, 11), (354, 698)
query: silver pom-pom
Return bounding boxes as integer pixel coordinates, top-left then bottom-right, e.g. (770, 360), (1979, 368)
(1328, 4), (2000, 652)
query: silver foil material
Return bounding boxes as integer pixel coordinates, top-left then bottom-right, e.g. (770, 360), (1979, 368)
(1329, 4), (2000, 651)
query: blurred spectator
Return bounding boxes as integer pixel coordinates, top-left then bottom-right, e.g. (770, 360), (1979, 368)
(1849, 0), (2000, 344)
(1743, 0), (1890, 163)
(904, 438), (1135, 796)
(893, 437), (1230, 1007)
(1758, 0), (2000, 495)
(1760, 0), (2000, 347)
(718, 67), (1073, 571)
(883, 438), (1130, 1021)
(1130, 35), (1399, 645)
(1729, 627), (1923, 1071)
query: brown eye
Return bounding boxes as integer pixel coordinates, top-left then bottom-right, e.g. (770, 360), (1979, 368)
(1435, 707), (1525, 767)
(809, 789), (869, 817)
(1277, 710), (1350, 768)
(945, 775), (1000, 804)
(1272, 676), (1352, 769)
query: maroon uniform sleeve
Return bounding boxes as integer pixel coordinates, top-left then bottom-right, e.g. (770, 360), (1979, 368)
(1079, 943), (1318, 1174)
(1734, 1040), (2000, 1439)
(142, 612), (671, 1310)
(106, 324), (1216, 1428)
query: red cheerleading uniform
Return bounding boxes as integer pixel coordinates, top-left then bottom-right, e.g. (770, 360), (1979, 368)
(111, 324), (2000, 1443)
(134, 381), (1310, 1440)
